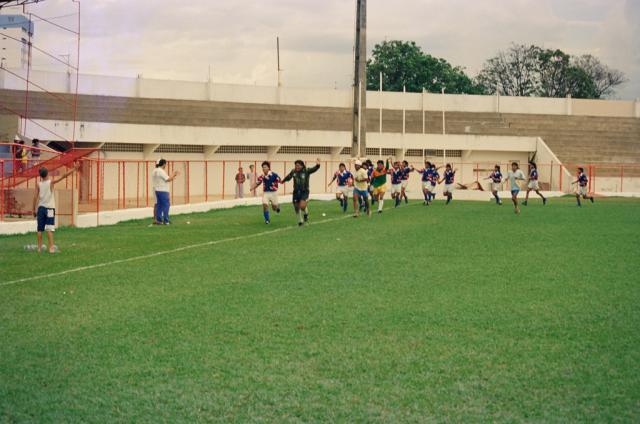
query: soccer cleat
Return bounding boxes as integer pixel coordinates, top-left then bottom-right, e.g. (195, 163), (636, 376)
(498, 201), (503, 206)
(523, 201), (528, 206)
(590, 197), (594, 203)
(276, 208), (281, 214)
(543, 198), (547, 205)
(303, 214), (309, 223)
(298, 222), (304, 226)
(378, 210), (383, 214)
(265, 220), (270, 224)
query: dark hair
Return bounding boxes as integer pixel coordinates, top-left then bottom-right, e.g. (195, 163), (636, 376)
(446, 163), (452, 168)
(294, 160), (305, 167)
(339, 163), (346, 168)
(261, 161), (271, 168)
(377, 160), (384, 165)
(32, 138), (39, 144)
(425, 161), (432, 167)
(578, 167), (584, 172)
(39, 167), (48, 178)
(366, 160), (373, 166)
(156, 159), (166, 168)
(430, 163), (436, 169)
(402, 160), (408, 166)
(512, 162), (519, 167)
(529, 161), (537, 168)
(495, 165), (501, 171)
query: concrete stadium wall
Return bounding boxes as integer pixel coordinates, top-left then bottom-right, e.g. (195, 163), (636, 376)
(2, 69), (638, 118)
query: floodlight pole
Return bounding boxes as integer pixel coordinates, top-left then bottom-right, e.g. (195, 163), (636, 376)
(276, 36), (282, 87)
(351, 0), (367, 158)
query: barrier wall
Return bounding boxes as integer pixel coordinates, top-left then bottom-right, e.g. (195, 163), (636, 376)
(2, 69), (638, 118)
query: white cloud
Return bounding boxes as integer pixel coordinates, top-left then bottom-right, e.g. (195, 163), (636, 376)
(8, 0), (639, 98)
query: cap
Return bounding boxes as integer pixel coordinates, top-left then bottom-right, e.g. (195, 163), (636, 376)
(355, 160), (362, 166)
(13, 135), (20, 141)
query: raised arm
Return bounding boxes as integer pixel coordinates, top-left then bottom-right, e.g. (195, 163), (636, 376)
(327, 173), (337, 187)
(281, 170), (294, 183)
(52, 164), (79, 186)
(307, 158), (321, 175)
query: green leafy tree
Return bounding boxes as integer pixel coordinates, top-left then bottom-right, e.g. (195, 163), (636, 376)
(477, 44), (625, 99)
(366, 40), (485, 94)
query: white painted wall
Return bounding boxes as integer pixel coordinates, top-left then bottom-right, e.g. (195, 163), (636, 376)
(1, 69), (638, 118)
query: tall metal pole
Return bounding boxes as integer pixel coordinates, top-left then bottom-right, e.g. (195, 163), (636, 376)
(351, 0), (367, 158)
(276, 36), (282, 87)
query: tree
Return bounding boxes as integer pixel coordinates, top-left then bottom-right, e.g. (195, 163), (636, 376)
(477, 44), (626, 99)
(476, 44), (540, 96)
(573, 54), (627, 98)
(537, 49), (598, 99)
(366, 40), (485, 94)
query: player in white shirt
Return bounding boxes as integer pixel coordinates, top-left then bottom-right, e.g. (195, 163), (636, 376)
(505, 162), (526, 214)
(31, 164), (78, 253)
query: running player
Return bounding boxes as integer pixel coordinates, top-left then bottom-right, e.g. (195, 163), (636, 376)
(429, 163), (440, 203)
(572, 167), (595, 206)
(400, 160), (414, 204)
(327, 163), (353, 213)
(281, 158), (321, 226)
(370, 158), (391, 213)
(416, 160), (432, 205)
(524, 162), (547, 206)
(505, 162), (526, 214)
(252, 161), (281, 224)
(485, 165), (503, 205)
(352, 159), (371, 218)
(438, 164), (456, 205)
(366, 160), (376, 206)
(390, 161), (404, 208)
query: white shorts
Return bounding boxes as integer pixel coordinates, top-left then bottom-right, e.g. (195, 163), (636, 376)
(336, 186), (353, 196)
(401, 180), (409, 189)
(421, 182), (431, 191)
(491, 182), (502, 192)
(528, 180), (540, 190)
(576, 185), (588, 196)
(262, 191), (279, 205)
(444, 184), (454, 193)
(391, 183), (402, 194)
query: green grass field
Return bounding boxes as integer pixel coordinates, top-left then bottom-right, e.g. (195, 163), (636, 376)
(1, 198), (639, 422)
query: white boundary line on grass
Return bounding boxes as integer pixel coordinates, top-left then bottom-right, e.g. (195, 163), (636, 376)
(1, 214), (357, 288)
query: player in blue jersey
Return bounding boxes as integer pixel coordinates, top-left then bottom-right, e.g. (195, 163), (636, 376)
(251, 161), (281, 224)
(523, 162), (547, 206)
(327, 163), (353, 212)
(438, 164), (457, 205)
(390, 161), (404, 208)
(416, 160), (433, 205)
(400, 160), (414, 204)
(366, 160), (376, 206)
(572, 167), (595, 206)
(429, 163), (440, 203)
(485, 165), (503, 205)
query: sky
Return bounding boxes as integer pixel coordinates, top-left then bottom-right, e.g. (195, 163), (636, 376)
(9, 0), (640, 99)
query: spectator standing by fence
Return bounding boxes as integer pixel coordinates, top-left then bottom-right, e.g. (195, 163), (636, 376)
(235, 167), (246, 198)
(31, 139), (41, 166)
(152, 159), (179, 225)
(247, 164), (257, 197)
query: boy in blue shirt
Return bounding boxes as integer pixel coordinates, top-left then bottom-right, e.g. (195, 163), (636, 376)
(572, 167), (595, 207)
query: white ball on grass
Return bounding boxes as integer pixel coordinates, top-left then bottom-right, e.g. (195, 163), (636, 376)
(322, 213), (326, 217)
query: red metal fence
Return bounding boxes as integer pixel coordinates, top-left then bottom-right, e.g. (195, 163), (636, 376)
(1, 157), (639, 224)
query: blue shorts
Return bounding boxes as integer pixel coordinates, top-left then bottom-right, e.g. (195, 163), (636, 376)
(36, 206), (55, 232)
(354, 188), (369, 198)
(511, 189), (520, 196)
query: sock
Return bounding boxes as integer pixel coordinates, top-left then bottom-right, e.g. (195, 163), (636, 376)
(338, 197), (343, 207)
(432, 193), (436, 201)
(395, 197), (401, 207)
(343, 198), (348, 211)
(378, 199), (384, 211)
(577, 197), (581, 206)
(446, 193), (452, 204)
(424, 191), (429, 201)
(495, 194), (500, 204)
(297, 210), (304, 223)
(263, 210), (270, 222)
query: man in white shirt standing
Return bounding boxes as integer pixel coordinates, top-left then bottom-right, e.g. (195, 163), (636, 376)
(32, 164), (78, 253)
(152, 159), (179, 225)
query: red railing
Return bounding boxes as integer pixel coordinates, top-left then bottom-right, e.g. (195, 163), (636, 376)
(1, 157), (639, 224)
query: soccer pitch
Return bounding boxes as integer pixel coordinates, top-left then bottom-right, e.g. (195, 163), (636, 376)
(1, 198), (639, 422)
